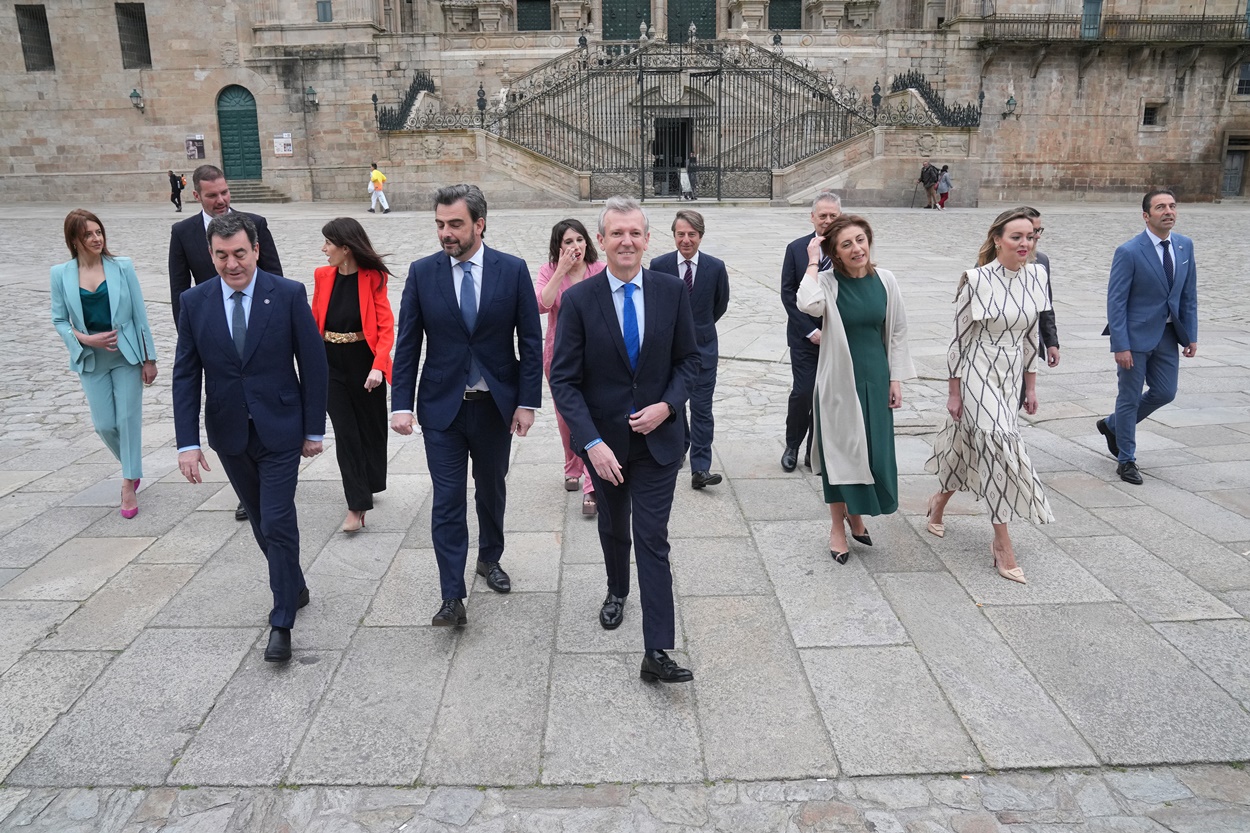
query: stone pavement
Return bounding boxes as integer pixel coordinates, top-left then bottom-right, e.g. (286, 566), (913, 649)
(1, 199), (1249, 832)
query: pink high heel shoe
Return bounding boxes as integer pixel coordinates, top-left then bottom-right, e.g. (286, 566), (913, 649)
(120, 478), (140, 519)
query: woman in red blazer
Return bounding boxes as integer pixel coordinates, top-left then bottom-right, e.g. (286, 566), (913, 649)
(312, 218), (396, 532)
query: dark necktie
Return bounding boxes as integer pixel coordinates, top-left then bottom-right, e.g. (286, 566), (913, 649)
(460, 262), (481, 386)
(231, 290), (247, 359)
(819, 254), (832, 271)
(683, 260), (694, 293)
(1160, 239), (1174, 290)
(623, 282), (639, 372)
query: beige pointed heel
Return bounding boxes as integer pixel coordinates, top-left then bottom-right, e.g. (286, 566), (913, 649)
(341, 510), (366, 533)
(925, 494), (945, 538)
(992, 543), (1027, 585)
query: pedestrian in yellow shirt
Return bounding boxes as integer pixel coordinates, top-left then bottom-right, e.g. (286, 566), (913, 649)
(368, 163), (390, 214)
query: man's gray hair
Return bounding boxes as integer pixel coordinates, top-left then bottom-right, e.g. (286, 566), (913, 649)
(433, 184), (488, 224)
(811, 190), (842, 211)
(205, 212), (257, 246)
(598, 195), (649, 236)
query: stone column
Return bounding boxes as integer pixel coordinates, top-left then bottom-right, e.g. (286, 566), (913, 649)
(552, 0), (587, 30)
(728, 0), (768, 31)
(806, 0), (845, 30)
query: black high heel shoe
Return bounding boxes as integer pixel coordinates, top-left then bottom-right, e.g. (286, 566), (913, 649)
(830, 549), (849, 565)
(851, 529), (872, 547)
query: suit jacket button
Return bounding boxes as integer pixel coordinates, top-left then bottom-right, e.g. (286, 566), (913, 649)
(633, 383), (638, 389)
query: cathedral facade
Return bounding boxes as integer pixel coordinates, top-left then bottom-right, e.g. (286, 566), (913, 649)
(3, 0), (1248, 206)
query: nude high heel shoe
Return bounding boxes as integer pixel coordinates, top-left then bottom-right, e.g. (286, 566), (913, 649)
(341, 510), (366, 532)
(992, 542), (1027, 585)
(925, 494), (945, 538)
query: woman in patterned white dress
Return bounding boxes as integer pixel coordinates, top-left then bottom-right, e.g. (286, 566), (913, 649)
(924, 208), (1054, 584)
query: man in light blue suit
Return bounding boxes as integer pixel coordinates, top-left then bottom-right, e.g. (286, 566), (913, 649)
(1097, 189), (1199, 485)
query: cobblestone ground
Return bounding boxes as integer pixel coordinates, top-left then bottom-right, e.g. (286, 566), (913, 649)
(1, 199), (1249, 832)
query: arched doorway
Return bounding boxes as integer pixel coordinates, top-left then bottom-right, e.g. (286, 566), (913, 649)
(217, 85), (262, 180)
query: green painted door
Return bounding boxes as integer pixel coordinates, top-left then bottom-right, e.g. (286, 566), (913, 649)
(217, 85), (262, 180)
(667, 0), (714, 42)
(603, 0), (650, 40)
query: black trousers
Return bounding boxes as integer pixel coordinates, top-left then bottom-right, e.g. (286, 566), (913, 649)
(217, 422), (305, 629)
(325, 342), (388, 510)
(170, 189), (182, 210)
(584, 432), (680, 651)
(785, 337), (819, 453)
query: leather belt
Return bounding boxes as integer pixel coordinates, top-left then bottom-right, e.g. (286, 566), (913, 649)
(463, 390), (492, 401)
(324, 330), (365, 344)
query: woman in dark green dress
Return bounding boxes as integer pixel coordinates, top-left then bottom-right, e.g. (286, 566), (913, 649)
(796, 215), (915, 564)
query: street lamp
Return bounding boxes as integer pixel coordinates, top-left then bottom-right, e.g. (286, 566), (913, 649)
(1001, 95), (1017, 119)
(129, 88), (144, 111)
(871, 80), (882, 115)
(305, 86), (319, 109)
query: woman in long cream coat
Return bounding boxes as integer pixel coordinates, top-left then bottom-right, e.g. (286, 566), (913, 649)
(797, 214), (915, 564)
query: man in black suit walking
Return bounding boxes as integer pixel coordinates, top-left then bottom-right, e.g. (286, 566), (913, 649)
(550, 196), (701, 683)
(169, 163), (284, 522)
(780, 190), (841, 472)
(649, 209), (730, 489)
(1020, 206), (1060, 407)
(172, 213), (328, 663)
(389, 184), (543, 627)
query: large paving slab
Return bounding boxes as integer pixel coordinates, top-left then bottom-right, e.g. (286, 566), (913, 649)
(0, 652), (111, 781)
(987, 603), (1250, 764)
(6, 628), (257, 786)
(878, 573), (1097, 769)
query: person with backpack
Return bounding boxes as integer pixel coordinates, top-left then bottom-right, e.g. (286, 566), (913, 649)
(168, 170), (184, 213)
(918, 162), (940, 209)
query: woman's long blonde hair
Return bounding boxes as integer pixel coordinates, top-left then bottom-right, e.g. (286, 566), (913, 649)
(976, 208), (1035, 267)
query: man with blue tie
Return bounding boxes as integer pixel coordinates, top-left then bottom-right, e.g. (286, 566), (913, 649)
(173, 213), (328, 663)
(650, 209), (730, 489)
(390, 185), (543, 627)
(550, 196), (701, 683)
(1097, 188), (1199, 485)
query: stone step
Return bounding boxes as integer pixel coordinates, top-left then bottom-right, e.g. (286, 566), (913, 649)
(225, 180), (292, 203)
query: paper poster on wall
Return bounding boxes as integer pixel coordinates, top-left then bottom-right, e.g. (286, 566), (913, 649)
(185, 136), (205, 160)
(273, 133), (294, 156)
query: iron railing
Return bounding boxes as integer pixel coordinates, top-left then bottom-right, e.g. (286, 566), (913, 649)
(981, 13), (1249, 42)
(376, 70), (437, 131)
(890, 69), (982, 128)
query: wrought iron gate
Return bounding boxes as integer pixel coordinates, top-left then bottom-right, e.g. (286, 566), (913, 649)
(488, 39), (878, 200)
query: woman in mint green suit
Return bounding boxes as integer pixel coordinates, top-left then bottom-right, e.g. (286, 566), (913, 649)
(51, 209), (157, 518)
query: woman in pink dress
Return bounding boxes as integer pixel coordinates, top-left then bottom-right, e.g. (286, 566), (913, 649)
(536, 218), (606, 516)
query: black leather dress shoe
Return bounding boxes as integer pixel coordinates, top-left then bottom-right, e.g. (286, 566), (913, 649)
(235, 501), (249, 522)
(298, 588), (310, 609)
(264, 627), (291, 663)
(1117, 461), (1143, 485)
(1096, 419), (1120, 458)
(600, 593), (625, 630)
(781, 446), (799, 472)
(691, 470), (722, 489)
(640, 649), (693, 683)
(432, 598), (467, 627)
(476, 560), (511, 593)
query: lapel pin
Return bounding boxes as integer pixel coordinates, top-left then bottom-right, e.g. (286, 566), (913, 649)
(264, 298), (270, 304)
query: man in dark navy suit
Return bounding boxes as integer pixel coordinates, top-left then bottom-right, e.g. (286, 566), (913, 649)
(1097, 188), (1199, 485)
(169, 164), (284, 523)
(172, 213), (328, 663)
(780, 190), (840, 472)
(550, 196), (701, 683)
(650, 209), (730, 489)
(390, 184), (542, 627)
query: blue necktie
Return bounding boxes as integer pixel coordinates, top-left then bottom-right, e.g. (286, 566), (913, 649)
(1160, 239), (1174, 291)
(460, 262), (481, 386)
(231, 290), (247, 359)
(622, 282), (639, 372)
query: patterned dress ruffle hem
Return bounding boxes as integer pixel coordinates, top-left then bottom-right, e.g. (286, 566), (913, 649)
(925, 261), (1054, 525)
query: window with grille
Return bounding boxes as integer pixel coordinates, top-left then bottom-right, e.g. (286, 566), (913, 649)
(1238, 63), (1250, 96)
(769, 0), (801, 29)
(115, 4), (151, 69)
(16, 5), (54, 72)
(316, 1), (333, 22)
(516, 0), (550, 30)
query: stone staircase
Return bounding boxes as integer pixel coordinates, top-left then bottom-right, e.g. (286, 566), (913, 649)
(226, 180), (292, 203)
